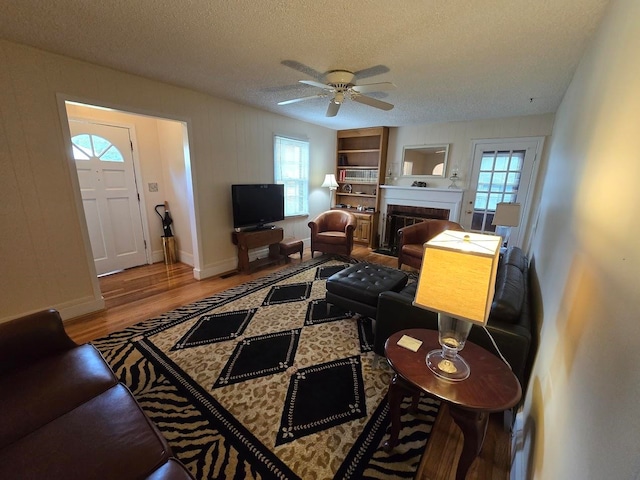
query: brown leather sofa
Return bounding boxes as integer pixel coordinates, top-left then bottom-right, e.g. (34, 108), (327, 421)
(308, 209), (357, 257)
(0, 309), (194, 480)
(396, 219), (465, 269)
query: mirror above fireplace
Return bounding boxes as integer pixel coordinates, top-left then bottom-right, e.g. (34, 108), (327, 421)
(401, 144), (449, 178)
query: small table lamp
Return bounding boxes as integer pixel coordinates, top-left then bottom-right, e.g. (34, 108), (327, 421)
(492, 202), (521, 247)
(413, 230), (501, 381)
(321, 173), (339, 209)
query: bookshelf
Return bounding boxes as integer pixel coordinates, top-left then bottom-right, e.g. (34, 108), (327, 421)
(334, 127), (389, 247)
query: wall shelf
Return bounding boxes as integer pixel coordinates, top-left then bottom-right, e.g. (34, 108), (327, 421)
(337, 193), (376, 198)
(337, 166), (379, 169)
(337, 149), (380, 154)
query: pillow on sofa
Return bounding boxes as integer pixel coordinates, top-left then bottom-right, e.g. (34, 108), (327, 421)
(490, 264), (525, 323)
(502, 246), (527, 272)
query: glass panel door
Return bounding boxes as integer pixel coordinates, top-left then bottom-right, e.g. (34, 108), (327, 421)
(461, 138), (542, 249)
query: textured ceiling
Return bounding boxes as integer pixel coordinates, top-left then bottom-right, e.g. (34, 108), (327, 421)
(0, 0), (610, 130)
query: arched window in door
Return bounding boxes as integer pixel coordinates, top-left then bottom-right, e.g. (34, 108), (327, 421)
(71, 134), (124, 162)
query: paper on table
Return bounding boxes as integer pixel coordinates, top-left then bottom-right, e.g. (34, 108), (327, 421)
(397, 335), (423, 352)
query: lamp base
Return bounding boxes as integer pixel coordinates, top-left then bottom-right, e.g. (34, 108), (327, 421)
(426, 348), (470, 381)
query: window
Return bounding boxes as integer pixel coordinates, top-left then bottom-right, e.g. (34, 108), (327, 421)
(71, 134), (124, 162)
(274, 135), (309, 217)
(472, 149), (524, 232)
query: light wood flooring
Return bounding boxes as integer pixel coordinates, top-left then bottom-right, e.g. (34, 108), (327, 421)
(64, 245), (512, 480)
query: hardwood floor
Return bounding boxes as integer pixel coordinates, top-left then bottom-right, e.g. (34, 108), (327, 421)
(64, 246), (511, 480)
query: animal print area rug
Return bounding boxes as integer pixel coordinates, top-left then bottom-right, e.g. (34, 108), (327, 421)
(93, 256), (440, 479)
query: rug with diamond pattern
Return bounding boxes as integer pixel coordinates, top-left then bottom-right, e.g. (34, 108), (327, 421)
(92, 256), (440, 479)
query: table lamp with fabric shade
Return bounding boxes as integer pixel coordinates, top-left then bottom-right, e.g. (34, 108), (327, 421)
(321, 174), (339, 209)
(413, 230), (502, 381)
(492, 202), (521, 247)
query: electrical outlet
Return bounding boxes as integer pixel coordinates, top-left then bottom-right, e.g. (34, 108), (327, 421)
(148, 182), (158, 192)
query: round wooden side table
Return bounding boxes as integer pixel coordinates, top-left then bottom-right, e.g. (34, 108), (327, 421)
(384, 329), (521, 480)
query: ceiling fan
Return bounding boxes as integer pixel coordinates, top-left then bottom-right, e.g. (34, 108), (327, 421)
(277, 70), (396, 117)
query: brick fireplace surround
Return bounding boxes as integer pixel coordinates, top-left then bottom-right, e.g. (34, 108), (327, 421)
(378, 186), (464, 251)
(383, 205), (450, 250)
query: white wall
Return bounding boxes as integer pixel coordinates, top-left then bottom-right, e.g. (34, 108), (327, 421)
(387, 114), (555, 249)
(387, 114), (555, 190)
(521, 0), (640, 478)
(156, 118), (194, 265)
(0, 39), (335, 321)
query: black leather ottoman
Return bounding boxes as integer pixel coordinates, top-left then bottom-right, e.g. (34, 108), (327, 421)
(326, 264), (408, 319)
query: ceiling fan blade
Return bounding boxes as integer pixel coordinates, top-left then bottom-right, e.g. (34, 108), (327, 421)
(353, 65), (390, 79)
(281, 60), (324, 81)
(326, 100), (341, 117)
(300, 79), (333, 90)
(277, 95), (322, 106)
(352, 94), (394, 111)
(352, 82), (396, 94)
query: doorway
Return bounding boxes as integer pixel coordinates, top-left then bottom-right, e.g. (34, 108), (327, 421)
(69, 119), (147, 275)
(460, 137), (544, 248)
(63, 100), (196, 289)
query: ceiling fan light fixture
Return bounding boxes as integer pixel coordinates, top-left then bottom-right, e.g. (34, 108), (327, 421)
(325, 70), (355, 86)
(277, 66), (396, 117)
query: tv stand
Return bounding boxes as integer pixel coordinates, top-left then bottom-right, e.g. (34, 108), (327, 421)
(246, 224), (275, 232)
(231, 227), (284, 273)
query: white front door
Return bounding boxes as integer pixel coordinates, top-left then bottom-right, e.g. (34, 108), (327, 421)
(70, 120), (147, 275)
(460, 138), (543, 248)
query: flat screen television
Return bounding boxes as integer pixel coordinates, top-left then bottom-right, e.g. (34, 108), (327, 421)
(231, 184), (285, 230)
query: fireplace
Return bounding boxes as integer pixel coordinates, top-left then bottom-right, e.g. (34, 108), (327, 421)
(378, 186), (464, 254)
(383, 205), (450, 252)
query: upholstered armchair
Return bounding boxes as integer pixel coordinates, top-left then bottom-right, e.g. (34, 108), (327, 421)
(397, 219), (465, 269)
(308, 210), (357, 258)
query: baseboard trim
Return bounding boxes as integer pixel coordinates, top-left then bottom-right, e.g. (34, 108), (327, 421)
(194, 257), (238, 280)
(57, 295), (106, 320)
(179, 251), (194, 267)
(510, 407), (526, 480)
(0, 295), (105, 324)
(152, 249), (194, 267)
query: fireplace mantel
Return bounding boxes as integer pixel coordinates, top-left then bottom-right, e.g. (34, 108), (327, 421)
(378, 186), (464, 244)
(380, 186), (464, 220)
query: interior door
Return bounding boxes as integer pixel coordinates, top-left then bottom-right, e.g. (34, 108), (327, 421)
(460, 138), (542, 248)
(69, 120), (147, 275)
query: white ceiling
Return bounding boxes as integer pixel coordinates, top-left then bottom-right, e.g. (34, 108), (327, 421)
(0, 0), (610, 130)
